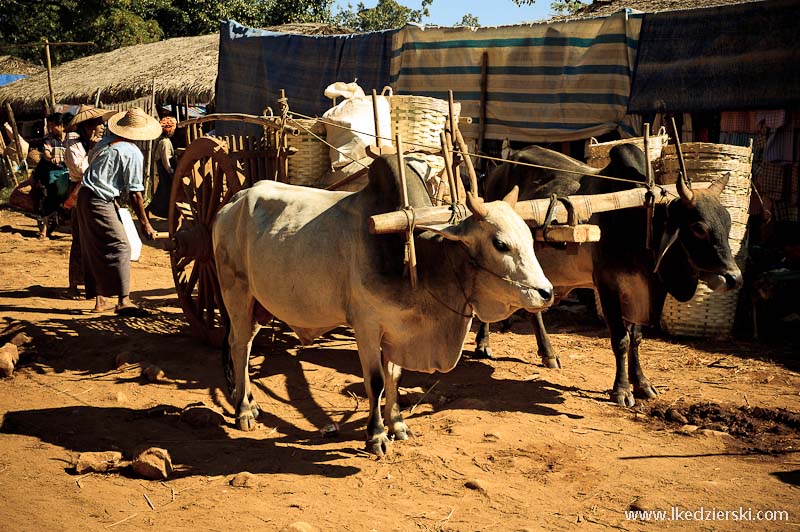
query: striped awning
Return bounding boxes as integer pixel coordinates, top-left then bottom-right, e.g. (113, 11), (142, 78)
(390, 10), (643, 143)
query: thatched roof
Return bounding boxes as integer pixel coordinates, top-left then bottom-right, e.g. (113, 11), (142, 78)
(0, 34), (218, 113)
(0, 22), (353, 114)
(551, 0), (759, 20)
(0, 55), (44, 76)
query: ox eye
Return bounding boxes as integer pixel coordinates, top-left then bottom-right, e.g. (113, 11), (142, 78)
(492, 237), (510, 253)
(689, 222), (709, 239)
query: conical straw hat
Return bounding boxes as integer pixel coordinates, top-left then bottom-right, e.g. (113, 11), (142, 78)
(107, 107), (162, 141)
(68, 104), (117, 127)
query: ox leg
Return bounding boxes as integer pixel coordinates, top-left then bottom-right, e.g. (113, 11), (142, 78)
(600, 293), (635, 407)
(530, 312), (560, 369)
(228, 300), (262, 431)
(383, 359), (412, 441)
(355, 329), (390, 456)
(628, 324), (658, 400)
(473, 321), (493, 359)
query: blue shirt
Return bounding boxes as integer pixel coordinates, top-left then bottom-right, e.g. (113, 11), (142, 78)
(81, 134), (144, 202)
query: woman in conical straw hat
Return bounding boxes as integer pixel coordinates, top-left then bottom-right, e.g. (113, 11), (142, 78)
(64, 104), (118, 297)
(76, 106), (161, 316)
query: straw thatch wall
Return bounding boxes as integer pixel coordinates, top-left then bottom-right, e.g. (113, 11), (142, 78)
(0, 34), (219, 113)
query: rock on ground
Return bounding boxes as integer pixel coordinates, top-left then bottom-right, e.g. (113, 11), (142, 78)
(131, 447), (173, 480)
(74, 451), (125, 474)
(0, 343), (20, 377)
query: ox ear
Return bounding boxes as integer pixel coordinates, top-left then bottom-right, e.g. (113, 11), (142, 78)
(466, 192), (489, 220)
(503, 185), (519, 207)
(417, 223), (466, 242)
(707, 172), (730, 197)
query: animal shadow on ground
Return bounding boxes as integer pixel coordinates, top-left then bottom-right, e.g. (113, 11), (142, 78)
(0, 405), (360, 478)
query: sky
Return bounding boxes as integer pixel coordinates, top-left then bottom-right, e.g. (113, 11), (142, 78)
(335, 0), (556, 27)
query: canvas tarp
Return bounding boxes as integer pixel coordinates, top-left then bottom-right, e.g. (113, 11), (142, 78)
(390, 10), (643, 143)
(628, 0), (800, 113)
(216, 20), (395, 136)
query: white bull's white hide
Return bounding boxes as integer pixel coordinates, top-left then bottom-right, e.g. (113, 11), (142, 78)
(212, 157), (552, 454)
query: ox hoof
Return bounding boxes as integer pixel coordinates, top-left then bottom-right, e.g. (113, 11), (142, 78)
(366, 433), (391, 457)
(634, 382), (659, 400)
(249, 400), (262, 418)
(236, 412), (258, 432)
(390, 422), (413, 441)
(541, 355), (561, 369)
(472, 346), (493, 359)
(610, 389), (636, 408)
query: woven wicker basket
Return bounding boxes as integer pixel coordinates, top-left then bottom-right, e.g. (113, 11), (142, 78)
(585, 127), (669, 170)
(659, 142), (753, 338)
(390, 95), (460, 152)
(286, 118), (330, 187)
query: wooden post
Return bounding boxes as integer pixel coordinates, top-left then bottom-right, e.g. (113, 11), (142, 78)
(44, 40), (55, 113)
(478, 51), (488, 167)
(441, 132), (457, 207)
(643, 123), (654, 250)
(671, 116), (689, 186)
(396, 134), (417, 289)
(94, 88), (102, 107)
(145, 79), (156, 199)
(371, 89), (383, 149)
(446, 91), (459, 204)
(5, 102), (25, 184)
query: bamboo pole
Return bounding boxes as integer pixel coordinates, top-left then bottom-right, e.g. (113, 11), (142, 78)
(44, 40), (55, 112)
(371, 89), (382, 149)
(5, 102), (24, 185)
(396, 135), (417, 288)
(454, 127), (479, 196)
(441, 132), (457, 207)
(671, 116), (690, 185)
(643, 123), (654, 250)
(447, 91), (458, 204)
(369, 182), (712, 235)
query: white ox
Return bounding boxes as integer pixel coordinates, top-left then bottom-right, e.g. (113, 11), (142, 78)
(212, 155), (554, 455)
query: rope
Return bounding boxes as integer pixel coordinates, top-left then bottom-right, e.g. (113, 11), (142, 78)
(289, 109), (678, 196)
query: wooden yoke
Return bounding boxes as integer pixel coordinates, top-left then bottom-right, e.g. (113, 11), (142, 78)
(368, 182), (712, 235)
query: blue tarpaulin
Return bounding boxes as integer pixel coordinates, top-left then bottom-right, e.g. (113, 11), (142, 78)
(0, 74), (25, 87)
(216, 20), (396, 136)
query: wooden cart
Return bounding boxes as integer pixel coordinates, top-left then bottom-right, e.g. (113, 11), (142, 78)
(162, 98), (682, 347)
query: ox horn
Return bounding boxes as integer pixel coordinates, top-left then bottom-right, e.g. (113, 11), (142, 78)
(466, 192), (489, 220)
(707, 171), (730, 197)
(677, 171), (695, 205)
(503, 185), (519, 208)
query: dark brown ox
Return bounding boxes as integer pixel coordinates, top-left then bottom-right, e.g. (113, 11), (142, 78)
(476, 144), (742, 406)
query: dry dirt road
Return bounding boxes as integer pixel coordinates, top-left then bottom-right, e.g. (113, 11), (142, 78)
(0, 208), (798, 531)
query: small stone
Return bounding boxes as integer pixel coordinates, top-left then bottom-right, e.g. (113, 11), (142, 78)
(75, 451), (124, 474)
(483, 431), (501, 442)
(677, 424), (699, 434)
(0, 343), (20, 377)
(464, 479), (488, 494)
(115, 392), (128, 403)
(180, 407), (224, 428)
(698, 428), (730, 438)
(665, 408), (688, 424)
(142, 365), (165, 383)
(230, 471), (259, 488)
(629, 496), (659, 512)
(8, 332), (31, 347)
(132, 447), (173, 480)
(281, 522), (319, 532)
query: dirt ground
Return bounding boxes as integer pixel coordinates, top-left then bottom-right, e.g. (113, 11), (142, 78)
(0, 207), (798, 532)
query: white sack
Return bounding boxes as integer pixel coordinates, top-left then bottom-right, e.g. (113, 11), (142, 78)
(322, 84), (392, 168)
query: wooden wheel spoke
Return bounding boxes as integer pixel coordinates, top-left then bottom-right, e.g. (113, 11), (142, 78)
(175, 254), (193, 273)
(184, 262), (201, 296)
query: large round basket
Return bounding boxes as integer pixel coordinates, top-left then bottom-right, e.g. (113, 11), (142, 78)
(390, 95), (460, 152)
(659, 142), (753, 338)
(286, 117), (330, 186)
(585, 127), (669, 170)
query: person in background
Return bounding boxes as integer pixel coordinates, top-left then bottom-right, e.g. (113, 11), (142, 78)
(64, 105), (116, 297)
(76, 107), (160, 316)
(35, 112), (71, 238)
(147, 116), (177, 218)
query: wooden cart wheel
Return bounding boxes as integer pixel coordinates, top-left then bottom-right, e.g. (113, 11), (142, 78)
(168, 136), (245, 347)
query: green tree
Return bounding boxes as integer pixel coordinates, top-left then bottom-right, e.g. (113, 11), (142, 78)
(333, 0), (433, 32)
(511, 0), (586, 16)
(454, 13), (480, 27)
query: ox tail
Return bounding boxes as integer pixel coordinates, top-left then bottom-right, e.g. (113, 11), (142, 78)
(221, 314), (235, 397)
